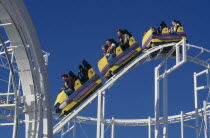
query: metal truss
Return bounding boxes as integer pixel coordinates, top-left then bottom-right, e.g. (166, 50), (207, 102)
(0, 0), (52, 138)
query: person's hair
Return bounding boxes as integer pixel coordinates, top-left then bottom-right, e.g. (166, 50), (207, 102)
(117, 29), (123, 33)
(61, 74), (68, 78)
(172, 20), (177, 23)
(106, 39), (112, 42)
(101, 45), (108, 51)
(101, 45), (108, 48)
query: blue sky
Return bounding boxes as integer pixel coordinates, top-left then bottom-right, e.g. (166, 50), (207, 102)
(4, 0), (210, 137)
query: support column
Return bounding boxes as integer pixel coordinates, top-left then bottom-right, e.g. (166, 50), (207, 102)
(181, 111), (184, 138)
(203, 101), (208, 138)
(194, 72), (199, 138)
(97, 91), (105, 138)
(73, 116), (77, 138)
(155, 67), (160, 138)
(163, 63), (168, 138)
(7, 51), (14, 103)
(61, 128), (64, 138)
(111, 117), (115, 138)
(101, 91), (105, 138)
(97, 91), (102, 138)
(148, 117), (151, 138)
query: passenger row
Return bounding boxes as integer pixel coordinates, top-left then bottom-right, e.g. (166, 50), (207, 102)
(55, 60), (102, 115)
(151, 20), (182, 35)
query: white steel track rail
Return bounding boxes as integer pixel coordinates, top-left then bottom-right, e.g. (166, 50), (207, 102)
(0, 0), (52, 137)
(54, 40), (210, 137)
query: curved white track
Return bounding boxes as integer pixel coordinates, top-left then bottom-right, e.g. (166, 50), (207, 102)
(0, 0), (52, 137)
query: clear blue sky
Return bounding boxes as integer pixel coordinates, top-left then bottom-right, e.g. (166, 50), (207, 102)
(6, 0), (210, 137)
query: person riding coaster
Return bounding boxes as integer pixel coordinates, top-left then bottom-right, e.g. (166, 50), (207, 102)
(54, 60), (102, 115)
(98, 29), (142, 79)
(142, 21), (187, 50)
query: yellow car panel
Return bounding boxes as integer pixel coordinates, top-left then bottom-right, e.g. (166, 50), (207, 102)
(74, 80), (82, 91)
(98, 56), (108, 72)
(88, 68), (96, 78)
(54, 91), (68, 106)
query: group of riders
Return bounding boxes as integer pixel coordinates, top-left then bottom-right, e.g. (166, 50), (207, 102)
(61, 60), (92, 96)
(152, 20), (182, 35)
(60, 20), (182, 97)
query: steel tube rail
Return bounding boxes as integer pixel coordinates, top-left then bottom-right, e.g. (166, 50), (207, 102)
(56, 105), (210, 126)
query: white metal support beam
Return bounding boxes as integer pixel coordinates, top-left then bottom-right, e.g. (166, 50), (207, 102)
(194, 68), (210, 138)
(163, 62), (168, 138)
(97, 91), (105, 138)
(7, 51), (14, 103)
(154, 65), (160, 138)
(101, 91), (105, 138)
(204, 101), (208, 138)
(97, 91), (102, 138)
(111, 117), (115, 138)
(155, 38), (187, 138)
(181, 111), (184, 138)
(73, 116), (77, 138)
(148, 117), (151, 138)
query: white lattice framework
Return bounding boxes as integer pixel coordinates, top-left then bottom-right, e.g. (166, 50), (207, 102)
(0, 0), (52, 138)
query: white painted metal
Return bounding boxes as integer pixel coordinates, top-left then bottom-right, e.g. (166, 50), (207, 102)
(61, 128), (64, 138)
(0, 104), (16, 107)
(73, 116), (77, 138)
(154, 65), (160, 138)
(148, 117), (151, 138)
(101, 91), (105, 138)
(204, 101), (208, 138)
(6, 51), (14, 103)
(163, 62), (168, 138)
(55, 105), (210, 126)
(111, 117), (115, 138)
(0, 93), (15, 96)
(0, 23), (12, 27)
(0, 0), (52, 137)
(194, 69), (210, 138)
(0, 35), (19, 138)
(154, 39), (187, 138)
(97, 91), (102, 138)
(181, 111), (184, 138)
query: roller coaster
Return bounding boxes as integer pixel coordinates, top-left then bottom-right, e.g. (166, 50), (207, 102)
(0, 0), (210, 138)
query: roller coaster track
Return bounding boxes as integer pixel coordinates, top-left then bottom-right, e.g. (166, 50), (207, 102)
(53, 39), (210, 134)
(0, 0), (52, 137)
